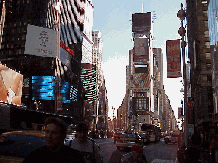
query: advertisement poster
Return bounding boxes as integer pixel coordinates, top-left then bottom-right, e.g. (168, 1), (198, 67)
(132, 65), (150, 89)
(0, 63), (23, 105)
(166, 40), (182, 78)
(133, 38), (149, 62)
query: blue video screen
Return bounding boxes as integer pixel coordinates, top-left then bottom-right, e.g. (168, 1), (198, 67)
(32, 76), (56, 100)
(60, 82), (70, 103)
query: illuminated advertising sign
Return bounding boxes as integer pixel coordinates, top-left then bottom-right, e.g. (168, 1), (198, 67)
(60, 82), (70, 103)
(166, 40), (182, 78)
(0, 63), (23, 105)
(70, 85), (78, 102)
(132, 65), (150, 89)
(32, 76), (56, 100)
(25, 24), (58, 57)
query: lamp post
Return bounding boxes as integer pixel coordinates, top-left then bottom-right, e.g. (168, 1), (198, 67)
(177, 3), (188, 147)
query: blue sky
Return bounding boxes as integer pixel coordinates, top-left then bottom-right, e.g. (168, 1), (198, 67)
(92, 0), (185, 119)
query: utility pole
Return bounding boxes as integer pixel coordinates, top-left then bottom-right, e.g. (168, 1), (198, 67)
(177, 3), (187, 147)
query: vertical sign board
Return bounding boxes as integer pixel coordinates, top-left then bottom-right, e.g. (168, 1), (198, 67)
(134, 38), (149, 62)
(25, 24), (58, 58)
(166, 40), (182, 78)
(187, 101), (194, 124)
(178, 107), (184, 119)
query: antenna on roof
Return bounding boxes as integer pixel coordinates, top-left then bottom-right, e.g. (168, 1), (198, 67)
(141, 0), (144, 13)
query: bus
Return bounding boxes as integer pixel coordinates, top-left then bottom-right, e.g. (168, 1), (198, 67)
(141, 124), (161, 143)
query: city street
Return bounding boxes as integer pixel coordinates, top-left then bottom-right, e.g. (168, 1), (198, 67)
(94, 138), (178, 163)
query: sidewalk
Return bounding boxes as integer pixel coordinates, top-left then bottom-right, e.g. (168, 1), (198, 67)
(151, 159), (177, 163)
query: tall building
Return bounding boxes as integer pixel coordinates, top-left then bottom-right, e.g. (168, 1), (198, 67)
(186, 0), (213, 138)
(208, 0), (218, 125)
(153, 48), (163, 126)
(0, 0), (85, 121)
(92, 31), (103, 87)
(82, 0), (93, 64)
(128, 12), (154, 132)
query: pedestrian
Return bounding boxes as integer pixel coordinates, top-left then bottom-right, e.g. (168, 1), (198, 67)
(33, 100), (38, 110)
(66, 121), (102, 163)
(125, 145), (148, 163)
(22, 117), (85, 163)
(108, 148), (122, 163)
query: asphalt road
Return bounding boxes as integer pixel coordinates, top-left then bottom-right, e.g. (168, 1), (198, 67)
(94, 138), (178, 163)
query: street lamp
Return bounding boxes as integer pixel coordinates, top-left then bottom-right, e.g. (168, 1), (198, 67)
(177, 3), (188, 147)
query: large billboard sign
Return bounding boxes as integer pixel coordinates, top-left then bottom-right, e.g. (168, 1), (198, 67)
(132, 65), (150, 89)
(166, 40), (182, 78)
(32, 76), (56, 101)
(132, 13), (151, 33)
(0, 63), (23, 105)
(133, 38), (149, 63)
(25, 24), (58, 58)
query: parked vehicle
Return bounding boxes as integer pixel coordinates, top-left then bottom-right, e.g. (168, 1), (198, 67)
(115, 133), (142, 151)
(141, 124), (161, 143)
(138, 132), (150, 145)
(113, 130), (123, 144)
(164, 131), (180, 144)
(0, 130), (45, 163)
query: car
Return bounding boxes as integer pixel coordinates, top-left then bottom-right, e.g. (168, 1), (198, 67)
(164, 131), (180, 144)
(0, 130), (46, 163)
(115, 133), (142, 151)
(113, 130), (123, 143)
(138, 132), (150, 145)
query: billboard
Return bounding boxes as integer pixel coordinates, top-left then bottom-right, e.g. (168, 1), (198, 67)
(25, 24), (58, 58)
(166, 40), (182, 78)
(132, 13), (151, 33)
(132, 65), (150, 89)
(0, 63), (23, 105)
(32, 76), (56, 101)
(133, 38), (149, 62)
(60, 82), (70, 103)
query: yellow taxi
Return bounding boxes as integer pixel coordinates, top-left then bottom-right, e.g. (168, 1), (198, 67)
(115, 133), (142, 151)
(0, 130), (45, 163)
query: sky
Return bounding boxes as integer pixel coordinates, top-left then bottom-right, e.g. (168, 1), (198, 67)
(92, 0), (185, 120)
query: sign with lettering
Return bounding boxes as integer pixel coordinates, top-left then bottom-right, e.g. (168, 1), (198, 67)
(166, 40), (182, 78)
(25, 24), (58, 58)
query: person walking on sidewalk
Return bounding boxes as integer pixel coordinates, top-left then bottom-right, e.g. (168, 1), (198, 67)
(66, 122), (102, 163)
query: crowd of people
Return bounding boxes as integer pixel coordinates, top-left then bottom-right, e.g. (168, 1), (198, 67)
(22, 117), (148, 163)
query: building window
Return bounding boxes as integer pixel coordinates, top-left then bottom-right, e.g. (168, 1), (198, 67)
(205, 42), (210, 48)
(204, 31), (209, 37)
(204, 21), (208, 27)
(206, 52), (211, 59)
(203, 11), (207, 17)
